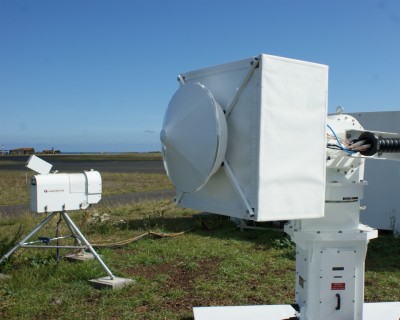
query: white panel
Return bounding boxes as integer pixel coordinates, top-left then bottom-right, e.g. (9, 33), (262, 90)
(177, 57), (260, 218)
(32, 174), (70, 212)
(182, 57), (253, 108)
(69, 174), (86, 193)
(85, 170), (102, 194)
(26, 155), (52, 174)
(319, 249), (356, 320)
(194, 305), (296, 320)
(193, 303), (400, 320)
(258, 55), (327, 220)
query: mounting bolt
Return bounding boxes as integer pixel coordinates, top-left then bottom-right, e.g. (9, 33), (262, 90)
(336, 106), (344, 114)
(177, 74), (186, 84)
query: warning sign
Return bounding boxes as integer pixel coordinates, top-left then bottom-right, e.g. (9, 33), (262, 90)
(331, 283), (346, 290)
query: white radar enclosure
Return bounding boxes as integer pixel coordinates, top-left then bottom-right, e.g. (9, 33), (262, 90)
(161, 54), (329, 221)
(27, 156), (102, 213)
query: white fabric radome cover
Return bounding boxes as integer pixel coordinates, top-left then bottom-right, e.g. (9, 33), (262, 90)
(161, 54), (328, 221)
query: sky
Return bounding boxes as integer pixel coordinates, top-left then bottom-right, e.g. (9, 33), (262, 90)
(1, 0), (400, 152)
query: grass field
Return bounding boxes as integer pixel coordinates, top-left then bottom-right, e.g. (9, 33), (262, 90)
(0, 199), (399, 319)
(0, 171), (30, 205)
(0, 153), (170, 206)
(0, 171), (172, 206)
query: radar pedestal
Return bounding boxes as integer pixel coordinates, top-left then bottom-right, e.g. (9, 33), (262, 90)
(285, 211), (377, 319)
(161, 54), (400, 319)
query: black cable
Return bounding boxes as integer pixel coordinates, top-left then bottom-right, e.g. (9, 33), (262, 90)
(379, 137), (400, 153)
(327, 144), (342, 150)
(357, 132), (400, 156)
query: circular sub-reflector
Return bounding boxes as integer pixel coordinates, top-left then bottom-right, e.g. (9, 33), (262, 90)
(160, 82), (228, 193)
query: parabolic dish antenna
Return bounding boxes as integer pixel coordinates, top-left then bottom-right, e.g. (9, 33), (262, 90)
(160, 82), (228, 193)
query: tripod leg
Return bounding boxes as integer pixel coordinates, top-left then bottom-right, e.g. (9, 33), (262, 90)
(61, 211), (114, 280)
(0, 212), (58, 265)
(63, 214), (84, 248)
(55, 213), (62, 267)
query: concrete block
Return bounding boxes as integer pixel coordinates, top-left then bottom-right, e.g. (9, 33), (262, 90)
(0, 273), (11, 280)
(65, 251), (96, 262)
(89, 276), (135, 290)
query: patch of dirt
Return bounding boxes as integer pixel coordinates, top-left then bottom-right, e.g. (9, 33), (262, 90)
(126, 258), (229, 311)
(83, 292), (102, 304)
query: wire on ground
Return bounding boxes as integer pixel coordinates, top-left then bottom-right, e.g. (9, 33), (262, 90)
(90, 229), (193, 248)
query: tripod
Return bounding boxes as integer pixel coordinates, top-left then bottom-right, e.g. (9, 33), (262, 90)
(0, 211), (114, 280)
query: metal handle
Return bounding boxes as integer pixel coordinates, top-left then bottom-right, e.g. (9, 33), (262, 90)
(335, 293), (341, 310)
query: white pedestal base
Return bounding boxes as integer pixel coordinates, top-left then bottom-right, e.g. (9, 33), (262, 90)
(193, 302), (400, 320)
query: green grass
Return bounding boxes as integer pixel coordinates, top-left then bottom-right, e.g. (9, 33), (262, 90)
(0, 171), (30, 205)
(101, 172), (172, 196)
(0, 202), (294, 319)
(0, 171), (172, 206)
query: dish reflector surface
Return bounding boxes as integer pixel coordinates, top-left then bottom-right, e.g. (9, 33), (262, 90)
(161, 82), (228, 192)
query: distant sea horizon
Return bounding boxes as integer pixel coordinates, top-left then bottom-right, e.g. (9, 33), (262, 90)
(61, 151), (160, 155)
